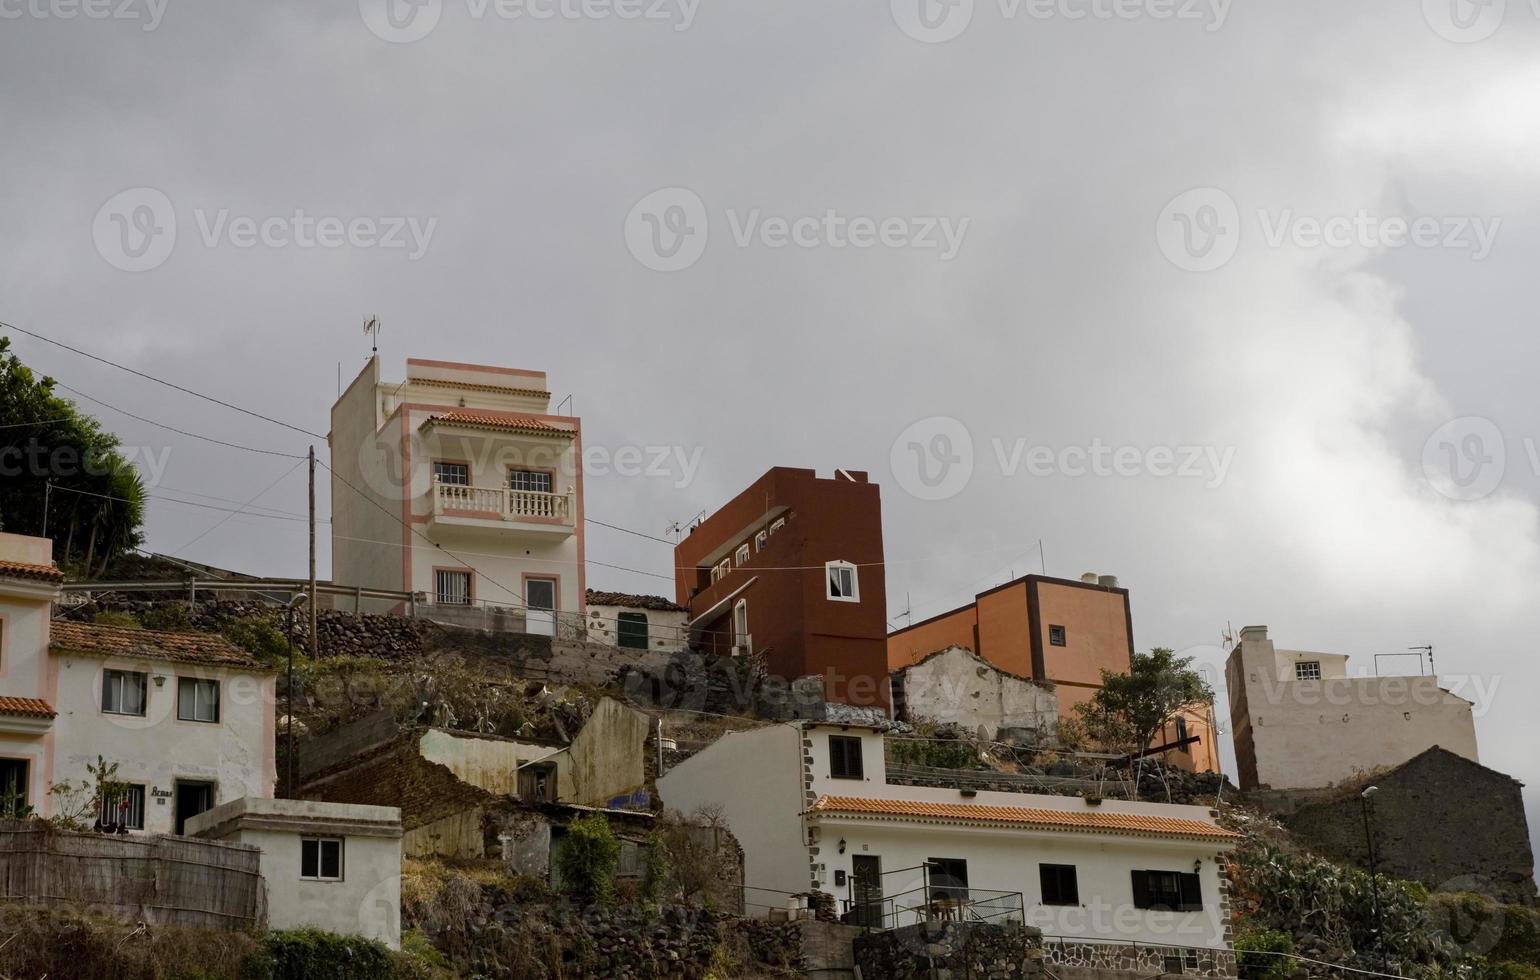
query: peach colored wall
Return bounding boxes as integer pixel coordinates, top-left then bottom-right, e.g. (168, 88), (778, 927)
(1035, 582), (1132, 689)
(976, 584), (1033, 679)
(886, 607), (976, 672)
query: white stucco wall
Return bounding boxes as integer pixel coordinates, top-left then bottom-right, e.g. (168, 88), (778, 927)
(655, 724), (809, 911)
(0, 553), (57, 814)
(417, 729), (559, 796)
(1227, 629), (1479, 790)
(189, 797), (403, 948)
(585, 603), (688, 654)
(49, 653), (276, 834)
(553, 697), (651, 807)
(895, 646), (1059, 741)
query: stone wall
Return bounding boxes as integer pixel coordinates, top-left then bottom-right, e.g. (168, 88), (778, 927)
(854, 920), (1046, 980)
(893, 645), (1059, 742)
(1045, 941), (1237, 979)
(1282, 747), (1538, 905)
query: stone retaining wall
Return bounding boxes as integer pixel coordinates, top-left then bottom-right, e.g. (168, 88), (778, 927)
(1045, 940), (1237, 978)
(855, 921), (1046, 980)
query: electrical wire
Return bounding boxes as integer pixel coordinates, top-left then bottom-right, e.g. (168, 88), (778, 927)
(52, 380), (308, 459)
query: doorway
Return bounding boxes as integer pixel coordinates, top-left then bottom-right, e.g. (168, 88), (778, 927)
(174, 780), (215, 835)
(525, 578), (557, 636)
(851, 855), (883, 928)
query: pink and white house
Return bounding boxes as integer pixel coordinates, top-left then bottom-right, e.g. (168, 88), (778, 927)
(328, 356), (585, 630)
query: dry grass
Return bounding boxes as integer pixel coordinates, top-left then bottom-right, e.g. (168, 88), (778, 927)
(0, 903), (262, 980)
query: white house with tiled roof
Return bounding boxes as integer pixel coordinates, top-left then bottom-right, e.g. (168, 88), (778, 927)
(657, 721), (1240, 966)
(584, 589), (689, 653)
(329, 355), (584, 631)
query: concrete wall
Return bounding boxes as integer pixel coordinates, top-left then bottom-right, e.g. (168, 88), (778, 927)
(189, 797), (403, 948)
(1283, 748), (1537, 904)
(0, 554), (57, 816)
(894, 646), (1058, 742)
(554, 697), (650, 807)
(402, 807), (485, 859)
(1226, 627), (1479, 791)
(887, 606), (977, 673)
(50, 653), (275, 835)
(329, 357), (404, 605)
(417, 728), (559, 796)
(585, 603), (688, 654)
(656, 724), (810, 910)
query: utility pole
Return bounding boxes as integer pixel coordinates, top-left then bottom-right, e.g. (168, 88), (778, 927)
(308, 447), (318, 660)
(41, 481), (50, 537)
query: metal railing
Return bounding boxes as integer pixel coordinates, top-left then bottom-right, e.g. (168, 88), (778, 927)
(845, 886), (1025, 932)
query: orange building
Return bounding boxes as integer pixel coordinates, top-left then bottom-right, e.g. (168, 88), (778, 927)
(887, 573), (1218, 773)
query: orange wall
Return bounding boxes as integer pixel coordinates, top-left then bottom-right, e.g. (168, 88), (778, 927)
(1035, 581), (1133, 688)
(976, 583), (1034, 679)
(887, 606), (976, 671)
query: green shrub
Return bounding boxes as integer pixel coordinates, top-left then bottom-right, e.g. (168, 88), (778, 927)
(886, 736), (977, 769)
(221, 617), (290, 663)
(1234, 928), (1295, 980)
(248, 929), (395, 980)
(557, 812), (621, 907)
(142, 602), (194, 632)
(93, 610), (141, 628)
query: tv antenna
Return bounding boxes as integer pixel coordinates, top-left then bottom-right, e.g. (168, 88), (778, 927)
(363, 315), (380, 354)
(1409, 644), (1434, 674)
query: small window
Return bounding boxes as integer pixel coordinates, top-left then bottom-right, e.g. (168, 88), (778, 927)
(732, 599), (749, 652)
(433, 461), (469, 485)
(828, 735), (864, 779)
(102, 669), (147, 717)
(1174, 715), (1190, 753)
(1164, 951), (1202, 974)
(616, 612), (649, 650)
(826, 561), (859, 602)
(755, 529), (768, 551)
(509, 469), (554, 494)
(927, 858), (970, 901)
(1132, 870), (1203, 912)
(1295, 661), (1322, 680)
(518, 762), (557, 802)
(1040, 863), (1079, 906)
(100, 784), (146, 831)
(0, 758), (29, 818)
(1048, 625), (1067, 646)
(435, 569), (472, 605)
(769, 517), (785, 535)
(177, 678), (220, 723)
(711, 558), (732, 584)
(735, 543), (751, 566)
(301, 837), (344, 881)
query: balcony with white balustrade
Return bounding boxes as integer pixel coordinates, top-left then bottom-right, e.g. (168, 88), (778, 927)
(427, 478), (576, 538)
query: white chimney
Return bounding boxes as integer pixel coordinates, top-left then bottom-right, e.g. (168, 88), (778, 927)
(1239, 625), (1268, 643)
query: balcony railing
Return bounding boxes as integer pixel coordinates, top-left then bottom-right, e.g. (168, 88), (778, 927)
(431, 480), (573, 525)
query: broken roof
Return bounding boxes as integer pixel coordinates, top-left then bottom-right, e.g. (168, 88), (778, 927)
(50, 621), (274, 672)
(585, 589), (688, 612)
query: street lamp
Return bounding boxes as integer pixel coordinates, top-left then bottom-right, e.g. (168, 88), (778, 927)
(1360, 785), (1387, 974)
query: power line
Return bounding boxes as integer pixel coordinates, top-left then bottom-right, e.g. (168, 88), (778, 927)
(170, 458), (308, 555)
(52, 380), (308, 459)
(1, 320), (325, 440)
(0, 416), (74, 430)
(585, 517), (674, 545)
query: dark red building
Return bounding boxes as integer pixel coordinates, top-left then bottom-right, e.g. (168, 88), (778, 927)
(674, 467), (889, 710)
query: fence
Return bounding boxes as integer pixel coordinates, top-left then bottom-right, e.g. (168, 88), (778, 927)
(0, 819), (266, 931)
(845, 886), (1025, 932)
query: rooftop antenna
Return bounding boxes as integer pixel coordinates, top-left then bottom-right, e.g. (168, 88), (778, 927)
(1410, 644), (1434, 674)
(363, 315), (380, 354)
(664, 520), (685, 544)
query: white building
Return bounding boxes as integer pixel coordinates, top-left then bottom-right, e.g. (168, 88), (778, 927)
(656, 721), (1239, 956)
(329, 355), (585, 630)
(188, 797), (404, 949)
(584, 590), (689, 655)
(1225, 625), (1480, 791)
(1, 533), (276, 834)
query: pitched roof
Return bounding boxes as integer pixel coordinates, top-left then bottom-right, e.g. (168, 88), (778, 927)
(0, 559), (64, 584)
(806, 795), (1240, 842)
(423, 410), (574, 438)
(585, 589), (687, 612)
(49, 621), (272, 672)
(0, 696), (56, 719)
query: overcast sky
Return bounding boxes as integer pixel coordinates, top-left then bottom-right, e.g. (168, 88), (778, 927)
(3, 0), (1538, 868)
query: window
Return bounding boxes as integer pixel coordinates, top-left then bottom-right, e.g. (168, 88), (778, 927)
(1048, 624), (1067, 646)
(1164, 951), (1202, 974)
(755, 529), (768, 551)
(518, 762), (557, 802)
(732, 599), (749, 652)
(1040, 863), (1080, 906)
(99, 784), (146, 831)
(435, 569), (472, 605)
(927, 858), (970, 901)
(177, 678), (220, 723)
(711, 558), (731, 584)
(102, 669), (147, 716)
(432, 461), (468, 485)
(301, 837), (344, 881)
(825, 561), (859, 602)
(828, 735), (864, 779)
(735, 543), (751, 566)
(509, 469), (554, 494)
(0, 759), (28, 818)
(1295, 660), (1322, 680)
(1132, 870), (1203, 912)
(1175, 715), (1190, 753)
(769, 517), (785, 535)
(616, 612), (649, 650)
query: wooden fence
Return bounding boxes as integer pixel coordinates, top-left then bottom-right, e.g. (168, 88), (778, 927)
(0, 819), (266, 931)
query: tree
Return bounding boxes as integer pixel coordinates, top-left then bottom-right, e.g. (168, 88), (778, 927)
(0, 336), (145, 575)
(1075, 647), (1214, 755)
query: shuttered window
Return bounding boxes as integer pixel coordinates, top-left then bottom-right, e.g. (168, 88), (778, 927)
(1131, 870), (1203, 911)
(1040, 864), (1080, 906)
(828, 735), (864, 780)
(616, 612), (649, 650)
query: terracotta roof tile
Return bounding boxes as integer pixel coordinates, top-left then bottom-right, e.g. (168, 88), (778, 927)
(806, 796), (1240, 842)
(424, 410), (574, 438)
(0, 559), (64, 583)
(50, 621), (272, 672)
(585, 590), (687, 612)
(408, 377), (551, 400)
(0, 696), (56, 719)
